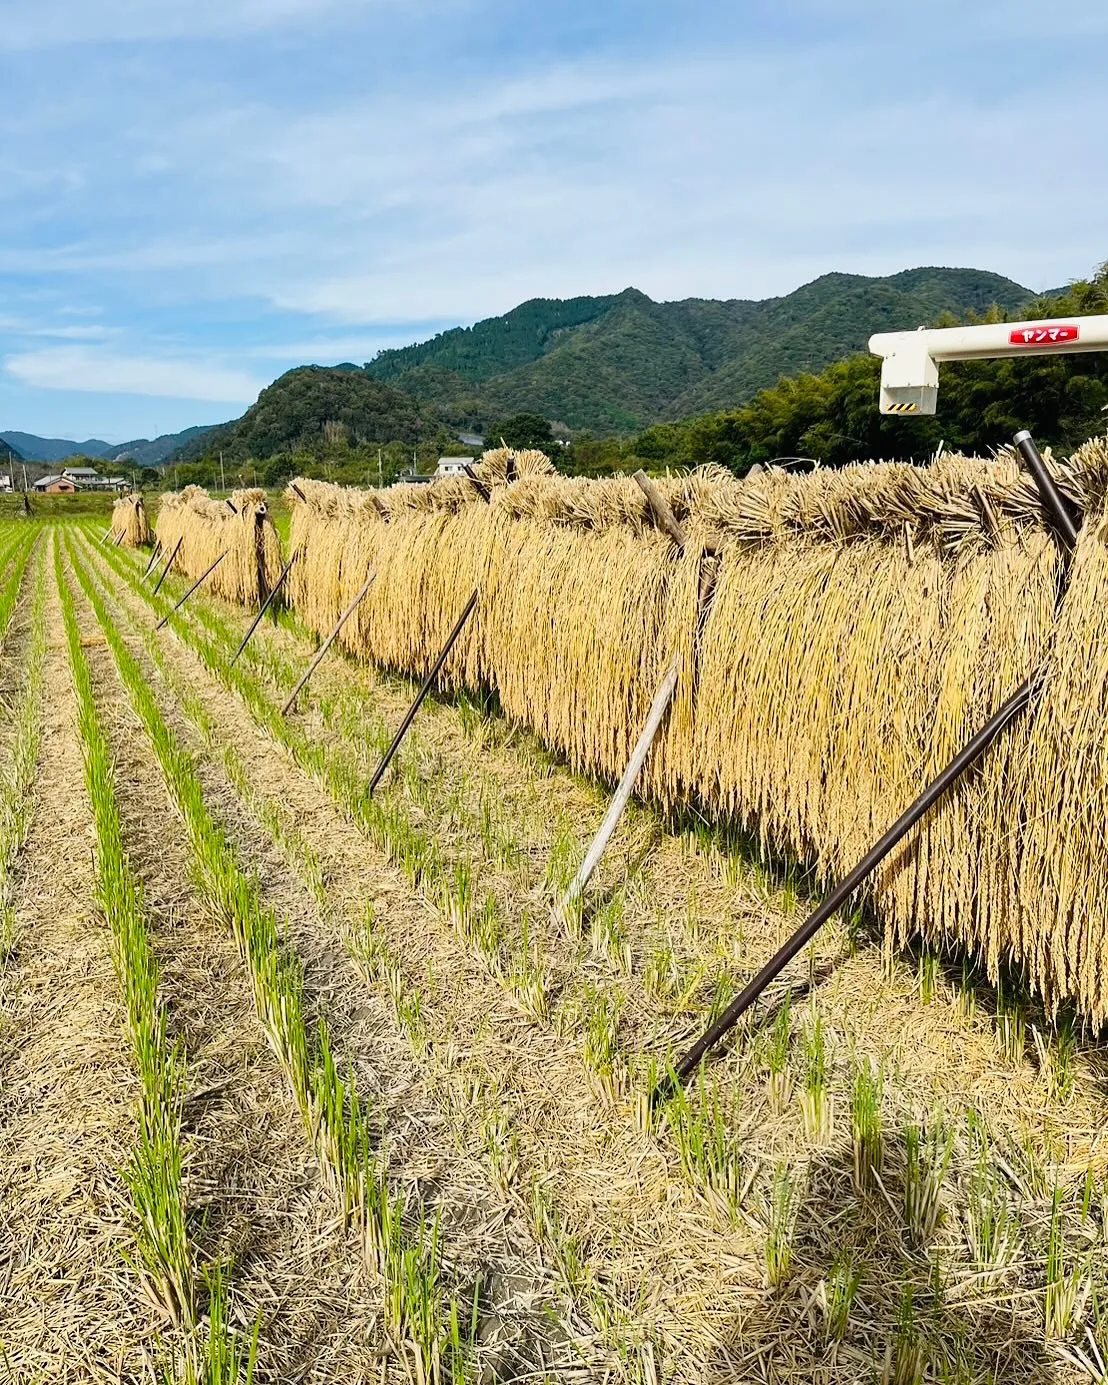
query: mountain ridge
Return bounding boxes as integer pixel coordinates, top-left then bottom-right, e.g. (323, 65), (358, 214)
(362, 267), (1034, 432)
(0, 424), (223, 465)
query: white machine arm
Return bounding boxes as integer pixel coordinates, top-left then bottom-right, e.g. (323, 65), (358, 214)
(869, 314), (1108, 415)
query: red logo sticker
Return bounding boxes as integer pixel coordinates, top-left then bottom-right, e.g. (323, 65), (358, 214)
(1008, 325), (1080, 346)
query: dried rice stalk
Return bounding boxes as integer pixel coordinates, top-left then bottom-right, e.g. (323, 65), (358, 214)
(280, 437), (1108, 1021)
(154, 486), (281, 607)
(111, 494), (152, 548)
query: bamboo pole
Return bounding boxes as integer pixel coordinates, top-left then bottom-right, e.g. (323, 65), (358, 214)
(156, 553), (226, 630)
(151, 536), (183, 594)
(367, 587), (480, 796)
(554, 656), (679, 925)
(281, 569), (376, 716)
(231, 549), (299, 667)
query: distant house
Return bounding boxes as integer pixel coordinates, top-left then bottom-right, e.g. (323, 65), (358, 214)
(457, 432), (484, 448)
(0, 476), (12, 493)
(435, 457), (473, 478)
(35, 474), (77, 494)
(61, 466), (100, 485)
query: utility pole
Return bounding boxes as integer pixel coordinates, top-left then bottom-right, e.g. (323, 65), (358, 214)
(220, 450), (226, 492)
(378, 447), (383, 489)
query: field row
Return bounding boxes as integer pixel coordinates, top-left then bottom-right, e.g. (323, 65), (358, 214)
(0, 518), (1105, 1382)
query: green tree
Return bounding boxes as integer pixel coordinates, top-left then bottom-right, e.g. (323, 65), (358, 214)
(486, 412), (554, 449)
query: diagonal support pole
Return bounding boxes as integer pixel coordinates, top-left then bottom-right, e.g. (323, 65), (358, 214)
(231, 548), (300, 667)
(549, 469), (711, 923)
(156, 552), (226, 630)
(367, 588), (480, 795)
(554, 657), (680, 926)
(142, 539), (163, 579)
(665, 428), (1080, 1090)
(151, 536), (184, 594)
(281, 570), (376, 716)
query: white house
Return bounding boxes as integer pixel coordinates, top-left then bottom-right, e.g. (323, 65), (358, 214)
(61, 466), (100, 485)
(435, 457), (474, 478)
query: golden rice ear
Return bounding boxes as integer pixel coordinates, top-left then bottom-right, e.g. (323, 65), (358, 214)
(474, 447), (557, 486)
(111, 493), (153, 548)
(153, 485), (282, 607)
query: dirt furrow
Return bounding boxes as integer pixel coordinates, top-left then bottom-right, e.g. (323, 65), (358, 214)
(80, 525), (768, 1378)
(0, 535), (153, 1382)
(71, 533), (590, 1378)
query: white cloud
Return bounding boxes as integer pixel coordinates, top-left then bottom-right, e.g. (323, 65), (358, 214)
(4, 347), (263, 403)
(0, 0), (374, 48)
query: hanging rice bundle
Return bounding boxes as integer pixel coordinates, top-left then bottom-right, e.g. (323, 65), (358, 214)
(282, 439), (1108, 1021)
(154, 486), (282, 607)
(111, 493), (152, 548)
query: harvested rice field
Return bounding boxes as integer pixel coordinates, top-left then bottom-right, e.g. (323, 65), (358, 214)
(4, 474), (1108, 1383)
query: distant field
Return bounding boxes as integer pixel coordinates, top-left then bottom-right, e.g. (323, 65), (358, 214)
(0, 489), (292, 538)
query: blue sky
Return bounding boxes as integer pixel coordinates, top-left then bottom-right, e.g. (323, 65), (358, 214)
(1, 0), (1106, 442)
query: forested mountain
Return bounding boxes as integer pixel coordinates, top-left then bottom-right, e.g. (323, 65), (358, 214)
(0, 430), (113, 461)
(623, 271), (1108, 473)
(363, 268), (1034, 432)
(0, 425), (219, 465)
(190, 365), (434, 463)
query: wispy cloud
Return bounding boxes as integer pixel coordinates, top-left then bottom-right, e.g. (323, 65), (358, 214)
(4, 347), (263, 403)
(0, 0), (385, 49)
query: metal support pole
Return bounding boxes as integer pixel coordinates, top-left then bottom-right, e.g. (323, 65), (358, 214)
(281, 570), (376, 716)
(156, 553), (226, 630)
(461, 464), (491, 501)
(672, 678), (1036, 1083)
(231, 549), (299, 666)
(1013, 431), (1080, 548)
(668, 429), (1080, 1086)
(367, 588), (480, 796)
(141, 539), (163, 579)
(151, 536), (183, 595)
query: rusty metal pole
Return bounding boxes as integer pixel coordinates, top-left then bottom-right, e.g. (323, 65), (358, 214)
(367, 588), (480, 795)
(151, 536), (183, 594)
(231, 549), (299, 667)
(156, 553), (226, 630)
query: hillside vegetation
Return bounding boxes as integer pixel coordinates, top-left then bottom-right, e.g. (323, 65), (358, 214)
(147, 262), (1106, 489)
(624, 270), (1108, 474)
(364, 268), (1033, 432)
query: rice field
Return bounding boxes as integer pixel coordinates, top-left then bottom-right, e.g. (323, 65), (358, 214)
(1, 501), (1107, 1384)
